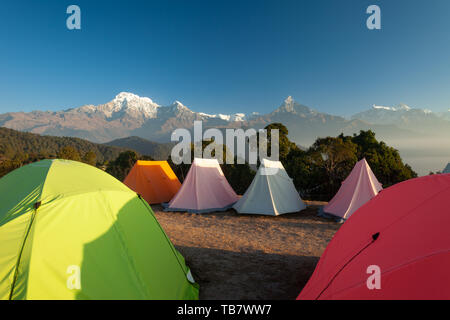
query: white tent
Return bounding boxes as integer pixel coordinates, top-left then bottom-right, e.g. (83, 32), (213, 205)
(233, 159), (306, 215)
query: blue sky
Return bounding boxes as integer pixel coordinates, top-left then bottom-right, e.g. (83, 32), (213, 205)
(0, 0), (449, 115)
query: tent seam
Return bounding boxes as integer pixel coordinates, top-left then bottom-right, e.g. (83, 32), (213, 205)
(316, 184), (450, 299)
(8, 206), (38, 300)
(265, 172), (278, 215)
(316, 235), (378, 299)
(323, 249), (450, 299)
(8, 161), (52, 299)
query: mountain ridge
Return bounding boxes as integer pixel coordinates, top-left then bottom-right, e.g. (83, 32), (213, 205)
(1, 92), (445, 144)
(1, 92), (450, 175)
(104, 136), (175, 160)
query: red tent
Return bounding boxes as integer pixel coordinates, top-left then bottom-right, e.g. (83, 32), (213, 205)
(298, 174), (450, 300)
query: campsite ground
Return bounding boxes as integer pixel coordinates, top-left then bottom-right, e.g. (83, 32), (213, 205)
(152, 201), (341, 300)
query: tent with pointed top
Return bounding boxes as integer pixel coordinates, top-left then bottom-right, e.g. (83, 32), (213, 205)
(298, 174), (450, 300)
(443, 163), (450, 173)
(322, 158), (382, 220)
(165, 158), (239, 213)
(124, 160), (181, 204)
(0, 159), (198, 300)
(233, 158), (306, 215)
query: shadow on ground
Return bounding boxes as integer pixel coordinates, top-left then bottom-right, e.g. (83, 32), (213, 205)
(176, 245), (319, 300)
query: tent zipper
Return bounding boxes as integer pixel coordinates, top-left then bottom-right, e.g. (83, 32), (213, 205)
(8, 201), (41, 300)
(316, 232), (380, 300)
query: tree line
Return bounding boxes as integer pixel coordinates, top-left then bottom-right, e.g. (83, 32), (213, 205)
(104, 123), (417, 200)
(0, 124), (417, 200)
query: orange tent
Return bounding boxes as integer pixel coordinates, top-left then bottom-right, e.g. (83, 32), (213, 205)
(124, 160), (181, 204)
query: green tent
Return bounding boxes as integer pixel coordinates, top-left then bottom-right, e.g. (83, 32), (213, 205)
(0, 159), (199, 300)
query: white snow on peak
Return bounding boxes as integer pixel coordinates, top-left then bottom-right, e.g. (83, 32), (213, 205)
(372, 104), (412, 112)
(373, 104), (394, 111)
(218, 114), (231, 121)
(169, 100), (192, 112)
(113, 92), (158, 107)
(231, 113), (246, 121)
(198, 112), (215, 118)
(284, 96), (294, 104)
(97, 92), (160, 118)
(199, 113), (231, 121)
(198, 112), (246, 122)
(173, 100), (185, 107)
(282, 96), (296, 112)
(396, 103), (411, 111)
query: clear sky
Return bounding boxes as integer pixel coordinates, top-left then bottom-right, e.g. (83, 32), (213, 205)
(0, 0), (449, 115)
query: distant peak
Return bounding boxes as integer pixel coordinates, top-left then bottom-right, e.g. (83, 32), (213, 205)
(173, 100), (185, 107)
(372, 104), (393, 111)
(281, 96), (297, 112)
(284, 96), (294, 104)
(113, 92), (157, 105)
(115, 92), (138, 99)
(372, 104), (411, 112)
(197, 112), (246, 122)
(169, 100), (192, 112)
(396, 103), (411, 111)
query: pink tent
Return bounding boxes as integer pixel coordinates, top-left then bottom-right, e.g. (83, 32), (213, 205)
(323, 158), (382, 220)
(166, 158), (239, 213)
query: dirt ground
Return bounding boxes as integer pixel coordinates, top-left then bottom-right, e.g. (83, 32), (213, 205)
(152, 201), (341, 300)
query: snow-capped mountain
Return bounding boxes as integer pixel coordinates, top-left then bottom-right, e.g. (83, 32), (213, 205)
(271, 96), (318, 115)
(0, 91), (444, 153)
(351, 103), (450, 135)
(71, 92), (160, 119)
(2, 92), (450, 174)
(0, 92), (253, 143)
(353, 103), (433, 123)
(66, 92), (247, 123)
(372, 103), (411, 111)
(198, 112), (247, 122)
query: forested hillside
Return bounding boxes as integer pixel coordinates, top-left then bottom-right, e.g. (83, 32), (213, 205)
(0, 127), (132, 177)
(0, 127), (127, 162)
(105, 136), (174, 160)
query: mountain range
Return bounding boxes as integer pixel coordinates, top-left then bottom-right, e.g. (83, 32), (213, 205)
(1, 92), (450, 175)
